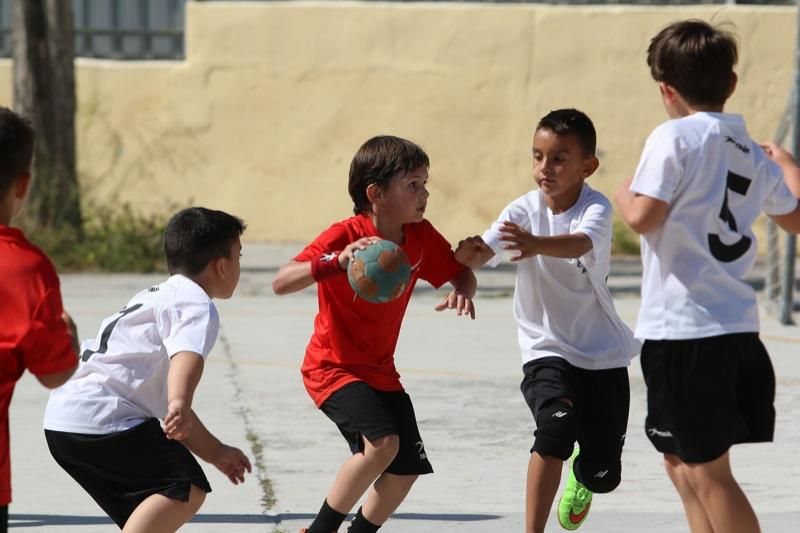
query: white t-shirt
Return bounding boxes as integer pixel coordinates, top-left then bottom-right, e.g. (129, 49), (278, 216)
(43, 275), (219, 434)
(483, 184), (639, 370)
(630, 112), (797, 340)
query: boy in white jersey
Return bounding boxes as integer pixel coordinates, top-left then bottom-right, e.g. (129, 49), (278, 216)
(456, 109), (639, 533)
(615, 19), (800, 533)
(43, 207), (252, 533)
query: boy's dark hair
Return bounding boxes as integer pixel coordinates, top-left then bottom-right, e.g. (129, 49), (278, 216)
(0, 106), (35, 195)
(647, 19), (738, 108)
(163, 207), (246, 276)
(348, 135), (430, 215)
(536, 108), (596, 156)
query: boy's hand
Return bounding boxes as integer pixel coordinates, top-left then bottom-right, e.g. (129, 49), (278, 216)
(163, 399), (192, 441)
(455, 236), (494, 268)
(339, 237), (380, 270)
(212, 444), (252, 485)
(435, 290), (476, 319)
(499, 221), (539, 261)
(762, 142), (799, 167)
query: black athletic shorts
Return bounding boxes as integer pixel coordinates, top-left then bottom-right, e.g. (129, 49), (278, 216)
(641, 332), (775, 463)
(521, 357), (630, 460)
(320, 381), (433, 476)
(45, 418), (211, 528)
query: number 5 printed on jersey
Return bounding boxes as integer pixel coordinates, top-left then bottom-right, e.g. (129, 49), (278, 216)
(708, 170), (752, 263)
(80, 304), (143, 362)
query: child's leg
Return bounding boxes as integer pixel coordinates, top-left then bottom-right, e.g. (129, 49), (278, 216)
(671, 452), (760, 533)
(360, 472), (418, 525)
(122, 483), (206, 533)
(525, 452), (563, 533)
(663, 454), (714, 533)
(325, 434), (400, 514)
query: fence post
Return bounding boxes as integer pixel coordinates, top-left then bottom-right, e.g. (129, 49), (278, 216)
(779, 0), (800, 325)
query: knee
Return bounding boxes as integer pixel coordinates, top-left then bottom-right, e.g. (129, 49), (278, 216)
(531, 401), (577, 461)
(575, 457), (621, 494)
(367, 434), (400, 466)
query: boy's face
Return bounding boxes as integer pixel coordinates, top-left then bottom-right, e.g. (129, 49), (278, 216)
(373, 165), (429, 224)
(532, 129), (598, 207)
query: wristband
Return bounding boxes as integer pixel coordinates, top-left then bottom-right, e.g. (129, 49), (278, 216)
(311, 251), (344, 281)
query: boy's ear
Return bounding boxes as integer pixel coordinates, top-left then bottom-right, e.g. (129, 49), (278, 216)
(727, 72), (738, 99)
(366, 183), (384, 205)
(214, 255), (227, 278)
(14, 172), (31, 200)
(582, 155), (600, 178)
(659, 82), (677, 102)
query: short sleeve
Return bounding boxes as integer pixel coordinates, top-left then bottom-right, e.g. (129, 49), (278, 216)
(160, 299), (219, 359)
(760, 158), (798, 216)
(417, 222), (465, 289)
(21, 284), (77, 376)
(573, 199), (613, 270)
(630, 123), (684, 203)
(482, 197), (532, 268)
(294, 223), (352, 262)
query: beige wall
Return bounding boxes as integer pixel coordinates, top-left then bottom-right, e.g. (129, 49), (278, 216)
(0, 3), (795, 243)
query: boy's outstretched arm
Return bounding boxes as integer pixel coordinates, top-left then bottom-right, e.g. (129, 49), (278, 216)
(271, 236), (378, 295)
(164, 351), (204, 441)
(614, 176), (670, 234)
(763, 141), (800, 234)
(181, 411), (253, 485)
(498, 221), (592, 260)
(434, 267), (477, 319)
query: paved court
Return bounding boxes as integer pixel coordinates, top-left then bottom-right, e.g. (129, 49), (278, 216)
(8, 245), (800, 531)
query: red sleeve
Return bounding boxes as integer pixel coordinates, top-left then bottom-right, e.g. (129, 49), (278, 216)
(417, 221), (466, 289)
(19, 266), (77, 376)
(294, 222), (354, 262)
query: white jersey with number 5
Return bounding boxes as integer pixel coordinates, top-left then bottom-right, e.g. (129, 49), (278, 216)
(43, 275), (219, 434)
(630, 112), (797, 340)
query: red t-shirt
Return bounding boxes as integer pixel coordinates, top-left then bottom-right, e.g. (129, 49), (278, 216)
(0, 226), (77, 505)
(295, 215), (465, 407)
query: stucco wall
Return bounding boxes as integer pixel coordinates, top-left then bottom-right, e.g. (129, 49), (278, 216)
(0, 2), (795, 242)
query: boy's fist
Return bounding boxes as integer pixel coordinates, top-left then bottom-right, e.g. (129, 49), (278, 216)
(455, 235), (494, 268)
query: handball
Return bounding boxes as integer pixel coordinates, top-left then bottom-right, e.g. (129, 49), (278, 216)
(347, 239), (411, 303)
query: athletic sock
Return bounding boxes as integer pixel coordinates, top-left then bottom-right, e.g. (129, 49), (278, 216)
(307, 499), (348, 533)
(346, 507), (381, 533)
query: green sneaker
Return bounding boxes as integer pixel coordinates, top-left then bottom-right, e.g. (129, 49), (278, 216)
(557, 448), (593, 530)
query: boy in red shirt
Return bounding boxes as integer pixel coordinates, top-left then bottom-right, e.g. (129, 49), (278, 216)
(272, 135), (477, 533)
(0, 106), (79, 529)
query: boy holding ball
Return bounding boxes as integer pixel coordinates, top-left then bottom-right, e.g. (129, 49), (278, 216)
(272, 135), (476, 533)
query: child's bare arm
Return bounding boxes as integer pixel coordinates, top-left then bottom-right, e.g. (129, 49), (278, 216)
(762, 142), (800, 233)
(163, 351), (204, 441)
(454, 236), (495, 269)
(434, 267), (477, 319)
(614, 176), (670, 234)
(271, 237), (378, 295)
(499, 221), (592, 260)
(181, 411), (253, 485)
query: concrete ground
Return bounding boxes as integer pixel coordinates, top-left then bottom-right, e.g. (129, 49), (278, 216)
(8, 244), (800, 532)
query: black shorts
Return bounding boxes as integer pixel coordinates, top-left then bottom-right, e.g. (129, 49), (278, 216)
(45, 418), (211, 528)
(320, 381), (433, 476)
(521, 357), (630, 461)
(641, 333), (775, 463)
